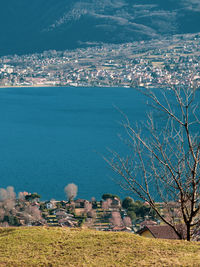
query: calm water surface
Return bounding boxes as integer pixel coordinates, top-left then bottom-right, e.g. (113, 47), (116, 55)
(0, 86), (148, 200)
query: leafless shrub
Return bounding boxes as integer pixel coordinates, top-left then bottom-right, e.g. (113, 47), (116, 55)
(23, 206), (42, 224)
(123, 216), (132, 227)
(0, 186), (17, 221)
(84, 201), (92, 213)
(102, 198), (112, 211)
(109, 211), (123, 227)
(18, 191), (29, 200)
(64, 183), (78, 201)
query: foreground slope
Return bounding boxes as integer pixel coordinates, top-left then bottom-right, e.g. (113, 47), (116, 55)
(0, 227), (199, 266)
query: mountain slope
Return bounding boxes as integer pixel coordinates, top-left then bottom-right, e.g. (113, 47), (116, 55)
(0, 227), (200, 266)
(0, 0), (200, 56)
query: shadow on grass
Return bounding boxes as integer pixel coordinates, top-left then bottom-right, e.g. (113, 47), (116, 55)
(0, 228), (16, 237)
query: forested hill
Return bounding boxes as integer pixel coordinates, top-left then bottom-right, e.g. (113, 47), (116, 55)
(1, 0), (200, 56)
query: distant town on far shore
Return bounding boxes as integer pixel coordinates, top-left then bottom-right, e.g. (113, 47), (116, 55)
(0, 33), (200, 90)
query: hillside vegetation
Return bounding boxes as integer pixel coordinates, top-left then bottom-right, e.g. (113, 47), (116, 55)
(1, 0), (200, 55)
(0, 227), (199, 266)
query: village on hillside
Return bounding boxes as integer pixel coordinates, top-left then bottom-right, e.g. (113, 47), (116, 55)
(0, 185), (200, 241)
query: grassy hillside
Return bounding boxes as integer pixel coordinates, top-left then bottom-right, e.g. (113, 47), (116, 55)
(0, 227), (199, 266)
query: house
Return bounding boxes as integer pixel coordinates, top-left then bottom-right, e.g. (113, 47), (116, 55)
(53, 208), (67, 215)
(54, 209), (75, 220)
(46, 215), (59, 226)
(58, 218), (78, 227)
(140, 220), (158, 228)
(101, 197), (121, 211)
(111, 197), (121, 209)
(137, 225), (182, 240)
(45, 201), (56, 210)
(110, 226), (132, 232)
(75, 199), (87, 208)
(193, 228), (200, 241)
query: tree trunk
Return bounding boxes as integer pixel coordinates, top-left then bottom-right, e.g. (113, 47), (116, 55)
(186, 224), (191, 241)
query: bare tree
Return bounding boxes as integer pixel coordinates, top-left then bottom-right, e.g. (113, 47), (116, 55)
(123, 216), (132, 228)
(64, 183), (78, 202)
(18, 191), (28, 200)
(0, 186), (15, 201)
(109, 211), (123, 228)
(84, 201), (92, 214)
(102, 198), (112, 211)
(0, 208), (5, 221)
(0, 186), (16, 215)
(106, 84), (200, 241)
(23, 206), (43, 225)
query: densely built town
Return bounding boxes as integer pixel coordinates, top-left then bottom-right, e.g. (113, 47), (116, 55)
(0, 33), (200, 89)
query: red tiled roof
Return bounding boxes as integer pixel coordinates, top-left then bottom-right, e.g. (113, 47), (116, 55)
(140, 220), (157, 227)
(75, 199), (87, 203)
(138, 225), (183, 239)
(111, 226), (126, 231)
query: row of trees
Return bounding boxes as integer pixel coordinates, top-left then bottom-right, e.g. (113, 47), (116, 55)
(0, 186), (43, 226)
(122, 197), (157, 221)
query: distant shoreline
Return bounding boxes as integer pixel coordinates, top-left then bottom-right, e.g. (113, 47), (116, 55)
(0, 85), (62, 89)
(0, 84), (132, 89)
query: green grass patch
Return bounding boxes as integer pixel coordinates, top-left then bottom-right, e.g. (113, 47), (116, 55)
(0, 227), (199, 266)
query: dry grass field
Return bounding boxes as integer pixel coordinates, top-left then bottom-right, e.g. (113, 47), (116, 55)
(0, 227), (200, 266)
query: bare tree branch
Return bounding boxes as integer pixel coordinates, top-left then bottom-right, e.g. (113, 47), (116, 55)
(106, 84), (200, 241)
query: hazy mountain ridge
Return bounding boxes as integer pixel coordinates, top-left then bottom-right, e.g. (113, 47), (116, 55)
(0, 0), (200, 56)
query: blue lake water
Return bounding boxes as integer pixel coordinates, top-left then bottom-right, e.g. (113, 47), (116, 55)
(0, 86), (150, 200)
